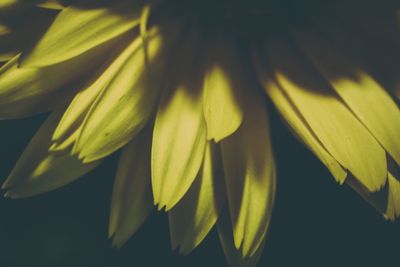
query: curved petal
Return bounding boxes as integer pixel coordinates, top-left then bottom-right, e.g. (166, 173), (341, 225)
(217, 208), (265, 267)
(169, 142), (225, 254)
(73, 24), (181, 162)
(253, 49), (347, 184)
(202, 37), (244, 142)
(221, 84), (276, 257)
(266, 36), (387, 192)
(0, 37), (116, 119)
(151, 32), (206, 210)
(22, 1), (143, 67)
(3, 110), (100, 198)
(292, 27), (400, 166)
(109, 124), (153, 247)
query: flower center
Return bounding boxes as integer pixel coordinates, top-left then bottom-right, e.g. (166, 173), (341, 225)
(155, 0), (328, 38)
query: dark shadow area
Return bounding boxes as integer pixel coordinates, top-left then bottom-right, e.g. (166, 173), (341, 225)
(1, 1), (400, 266)
(0, 104), (399, 267)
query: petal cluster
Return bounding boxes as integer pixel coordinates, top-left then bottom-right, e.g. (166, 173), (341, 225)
(0, 1), (400, 266)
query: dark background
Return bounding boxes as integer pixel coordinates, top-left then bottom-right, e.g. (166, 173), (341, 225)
(0, 105), (399, 267)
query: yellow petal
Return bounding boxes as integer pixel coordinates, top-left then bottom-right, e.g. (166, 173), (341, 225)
(0, 38), (114, 118)
(253, 49), (347, 184)
(22, 1), (143, 67)
(2, 110), (100, 198)
(221, 85), (276, 257)
(169, 142), (225, 254)
(0, 23), (11, 36)
(292, 27), (400, 166)
(347, 171), (400, 221)
(217, 208), (265, 267)
(109, 124), (153, 247)
(202, 37), (244, 142)
(385, 172), (400, 220)
(266, 36), (387, 192)
(0, 0), (17, 9)
(51, 37), (140, 147)
(36, 0), (65, 10)
(151, 32), (206, 210)
(74, 24), (181, 162)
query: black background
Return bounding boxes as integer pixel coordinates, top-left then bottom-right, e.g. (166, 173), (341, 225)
(0, 104), (399, 267)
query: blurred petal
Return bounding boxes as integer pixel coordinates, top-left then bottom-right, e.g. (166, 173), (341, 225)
(0, 38), (115, 118)
(217, 208), (265, 267)
(109, 124), (153, 247)
(169, 142), (225, 254)
(221, 84), (276, 256)
(385, 172), (400, 220)
(3, 110), (100, 197)
(36, 0), (65, 10)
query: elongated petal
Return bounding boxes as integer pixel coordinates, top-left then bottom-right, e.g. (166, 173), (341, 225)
(0, 38), (115, 118)
(202, 38), (244, 142)
(221, 85), (276, 257)
(73, 25), (181, 162)
(266, 36), (387, 192)
(0, 23), (11, 35)
(385, 173), (400, 220)
(152, 33), (206, 210)
(51, 38), (139, 147)
(36, 0), (65, 10)
(217, 208), (265, 267)
(22, 1), (142, 67)
(0, 0), (18, 10)
(347, 171), (400, 221)
(109, 124), (153, 247)
(253, 50), (347, 184)
(292, 27), (400, 165)
(169, 142), (225, 254)
(2, 111), (100, 198)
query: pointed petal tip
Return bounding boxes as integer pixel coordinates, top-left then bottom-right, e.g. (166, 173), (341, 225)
(156, 198), (180, 212)
(156, 203), (165, 212)
(1, 179), (11, 190)
(207, 134), (223, 143)
(383, 214), (395, 222)
(108, 226), (116, 239)
(49, 143), (58, 151)
(3, 190), (19, 199)
(78, 148), (111, 164)
(179, 248), (190, 256)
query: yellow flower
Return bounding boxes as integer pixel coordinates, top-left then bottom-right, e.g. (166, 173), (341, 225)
(1, 0), (400, 266)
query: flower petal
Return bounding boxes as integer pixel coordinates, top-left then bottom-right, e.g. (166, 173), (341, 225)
(51, 38), (139, 148)
(151, 32), (207, 210)
(217, 208), (265, 267)
(221, 84), (276, 257)
(36, 0), (65, 10)
(253, 50), (347, 184)
(0, 37), (115, 119)
(168, 142), (225, 254)
(2, 110), (100, 198)
(266, 36), (387, 192)
(73, 24), (181, 162)
(384, 172), (400, 220)
(109, 124), (153, 247)
(292, 27), (400, 166)
(202, 37), (244, 142)
(22, 1), (143, 67)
